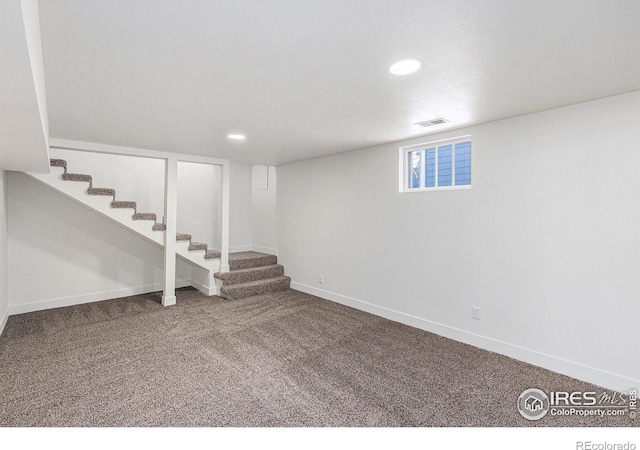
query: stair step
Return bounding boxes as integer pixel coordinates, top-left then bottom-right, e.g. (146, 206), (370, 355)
(205, 250), (221, 260)
(214, 264), (284, 285)
(42, 159), (226, 274)
(111, 201), (136, 210)
(50, 159), (67, 171)
(229, 252), (277, 271)
(188, 242), (207, 251)
(87, 187), (115, 197)
(133, 213), (156, 221)
(63, 173), (92, 183)
(220, 276), (291, 300)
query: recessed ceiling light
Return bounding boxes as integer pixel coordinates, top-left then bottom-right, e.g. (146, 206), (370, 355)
(228, 134), (245, 140)
(389, 59), (422, 75)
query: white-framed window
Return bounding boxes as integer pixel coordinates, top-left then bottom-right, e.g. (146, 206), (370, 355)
(399, 136), (472, 192)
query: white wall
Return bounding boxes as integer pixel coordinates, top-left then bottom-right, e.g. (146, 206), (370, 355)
(0, 171), (8, 335)
(20, 0), (49, 150)
(7, 172), (192, 314)
(277, 91), (640, 391)
(0, 0), (50, 172)
(252, 166), (278, 254)
(177, 162), (220, 249)
(229, 162), (253, 250)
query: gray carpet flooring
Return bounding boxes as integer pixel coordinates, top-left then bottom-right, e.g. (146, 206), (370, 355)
(0, 288), (632, 427)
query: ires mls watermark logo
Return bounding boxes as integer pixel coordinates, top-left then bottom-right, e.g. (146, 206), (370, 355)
(517, 388), (550, 420)
(517, 387), (637, 421)
(576, 443), (636, 450)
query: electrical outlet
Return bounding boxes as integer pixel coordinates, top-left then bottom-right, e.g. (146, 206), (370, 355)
(319, 275), (324, 284)
(472, 306), (481, 320)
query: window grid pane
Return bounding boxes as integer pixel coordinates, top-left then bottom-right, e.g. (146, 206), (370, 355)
(425, 148), (436, 188)
(454, 141), (472, 186)
(409, 150), (421, 189)
(437, 144), (452, 187)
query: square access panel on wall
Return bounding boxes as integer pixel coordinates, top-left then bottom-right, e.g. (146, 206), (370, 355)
(252, 165), (268, 190)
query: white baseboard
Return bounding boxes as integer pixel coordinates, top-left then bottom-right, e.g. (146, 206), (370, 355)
(0, 307), (8, 337)
(161, 295), (176, 306)
(229, 245), (253, 253)
(291, 281), (639, 393)
(228, 245), (278, 256)
(252, 245), (278, 256)
(8, 279), (191, 315)
(190, 278), (218, 296)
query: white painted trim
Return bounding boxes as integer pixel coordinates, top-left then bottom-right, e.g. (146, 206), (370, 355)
(8, 279), (191, 315)
(190, 265), (219, 296)
(190, 278), (218, 296)
(290, 281), (639, 393)
(161, 295), (176, 306)
(400, 134), (473, 152)
(227, 245), (278, 255)
(0, 307), (8, 337)
(220, 162), (230, 273)
(252, 245), (278, 256)
(163, 157), (178, 306)
(403, 185), (472, 193)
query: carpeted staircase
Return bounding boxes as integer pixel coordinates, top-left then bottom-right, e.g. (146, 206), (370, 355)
(215, 252), (291, 300)
(46, 158), (290, 300)
(49, 158), (220, 260)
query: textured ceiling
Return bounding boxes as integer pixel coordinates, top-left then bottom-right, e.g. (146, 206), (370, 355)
(39, 0), (640, 166)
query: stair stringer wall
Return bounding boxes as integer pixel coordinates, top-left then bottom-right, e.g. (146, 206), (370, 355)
(7, 172), (193, 314)
(25, 167), (221, 298)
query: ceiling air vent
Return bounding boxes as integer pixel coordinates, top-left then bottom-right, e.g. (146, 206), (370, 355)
(415, 118), (449, 127)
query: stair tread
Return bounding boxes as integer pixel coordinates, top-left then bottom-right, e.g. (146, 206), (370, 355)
(222, 275), (290, 288)
(132, 213), (156, 220)
(50, 159), (67, 169)
(228, 251), (273, 261)
(214, 263), (283, 280)
(214, 264), (284, 286)
(87, 187), (115, 196)
(228, 252), (277, 271)
(111, 201), (136, 208)
(176, 233), (191, 241)
(63, 173), (92, 182)
(205, 250), (221, 259)
(220, 276), (291, 298)
(188, 242), (208, 251)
